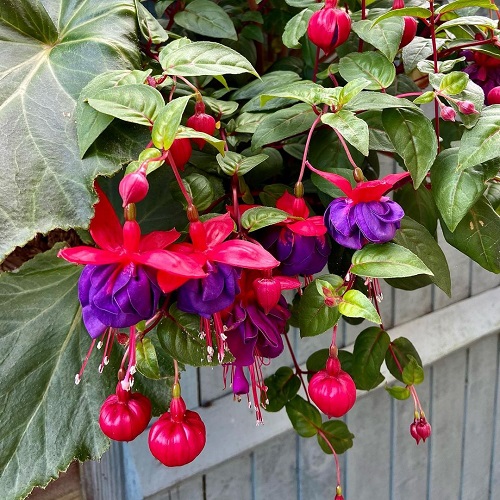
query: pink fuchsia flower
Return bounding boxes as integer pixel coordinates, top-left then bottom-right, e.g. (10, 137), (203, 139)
(259, 191), (331, 276)
(58, 185), (206, 338)
(308, 164), (410, 249)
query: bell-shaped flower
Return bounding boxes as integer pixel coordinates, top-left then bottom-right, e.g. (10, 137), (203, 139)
(58, 185), (206, 338)
(259, 192), (331, 276)
(308, 164), (410, 250)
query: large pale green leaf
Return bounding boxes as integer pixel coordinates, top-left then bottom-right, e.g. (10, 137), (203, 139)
(339, 52), (396, 90)
(0, 249), (122, 498)
(231, 71), (302, 100)
(339, 290), (381, 324)
(0, 0), (140, 262)
(352, 18), (404, 62)
(174, 0), (237, 40)
(345, 92), (417, 112)
(382, 108), (437, 188)
(442, 197), (500, 273)
(282, 8), (315, 49)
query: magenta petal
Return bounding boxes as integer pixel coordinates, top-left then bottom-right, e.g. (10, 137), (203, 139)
(208, 240), (279, 269)
(137, 250), (206, 277)
(139, 230), (180, 252)
(203, 213), (235, 247)
(58, 247), (120, 265)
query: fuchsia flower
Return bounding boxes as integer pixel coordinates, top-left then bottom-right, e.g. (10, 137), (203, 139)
(308, 164), (410, 249)
(259, 191), (330, 276)
(58, 185), (206, 338)
(464, 50), (500, 99)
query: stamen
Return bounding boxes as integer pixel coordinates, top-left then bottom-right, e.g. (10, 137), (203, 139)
(74, 338), (97, 384)
(74, 374), (81, 385)
(97, 341), (103, 349)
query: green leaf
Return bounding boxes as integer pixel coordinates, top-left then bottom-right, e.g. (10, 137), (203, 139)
(385, 385), (411, 400)
(435, 15), (497, 33)
(351, 243), (434, 278)
(413, 91), (435, 104)
(352, 18), (404, 62)
(260, 81), (328, 107)
(298, 275), (343, 337)
(0, 0), (140, 262)
(317, 420), (355, 454)
(402, 356), (425, 385)
(442, 196), (500, 273)
(216, 151), (269, 176)
(372, 7), (432, 25)
(136, 338), (162, 379)
(265, 366), (301, 412)
(432, 148), (494, 231)
(0, 248), (120, 498)
(135, 0), (169, 43)
(345, 92), (417, 112)
(339, 52), (396, 90)
(382, 108), (438, 188)
(234, 112), (268, 133)
(241, 24), (264, 43)
(458, 106), (500, 170)
(282, 8), (315, 49)
(151, 95), (192, 150)
(87, 84), (165, 126)
(157, 304), (232, 366)
(321, 110), (369, 157)
(251, 103), (317, 149)
(203, 96), (239, 117)
(174, 0), (237, 40)
(338, 78), (371, 106)
(160, 41), (258, 77)
(175, 126), (226, 155)
(436, 0), (498, 14)
(351, 327), (390, 390)
(339, 290), (381, 324)
(175, 173), (216, 211)
(402, 37), (446, 73)
(240, 206), (290, 231)
(388, 217), (451, 296)
(285, 395), (322, 437)
(437, 71), (469, 95)
(385, 337), (423, 384)
(231, 71), (302, 100)
(417, 57), (466, 76)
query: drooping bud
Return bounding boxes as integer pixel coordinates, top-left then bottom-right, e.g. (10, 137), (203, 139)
(168, 138), (192, 169)
(487, 86), (500, 104)
(440, 106), (457, 121)
(307, 1), (351, 55)
(119, 170), (149, 207)
(399, 16), (418, 49)
(148, 394), (206, 466)
(99, 383), (152, 441)
(253, 277), (282, 314)
(416, 416), (432, 442)
(457, 100), (477, 115)
(186, 101), (216, 150)
(308, 356), (357, 418)
(410, 419), (421, 444)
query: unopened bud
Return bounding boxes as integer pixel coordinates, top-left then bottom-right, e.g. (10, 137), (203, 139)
(487, 86), (500, 105)
(410, 419), (421, 444)
(119, 170), (149, 206)
(457, 100), (477, 115)
(253, 277), (282, 314)
(440, 106), (456, 122)
(416, 416), (432, 442)
(307, 4), (351, 54)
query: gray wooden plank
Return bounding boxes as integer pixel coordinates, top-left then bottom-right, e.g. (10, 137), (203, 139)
(199, 365), (225, 405)
(254, 431), (297, 500)
(344, 390), (391, 499)
(470, 262), (500, 295)
(146, 476), (204, 500)
(489, 334), (500, 500)
(179, 365), (199, 410)
(204, 454), (252, 500)
(392, 286), (433, 326)
(461, 335), (498, 499)
(428, 349), (467, 499)
(391, 374), (431, 500)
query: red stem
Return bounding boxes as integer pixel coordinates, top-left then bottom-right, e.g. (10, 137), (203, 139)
(168, 151), (194, 208)
(297, 112), (323, 183)
(284, 332), (311, 403)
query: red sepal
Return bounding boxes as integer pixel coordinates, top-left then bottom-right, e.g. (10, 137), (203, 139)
(307, 164), (353, 196)
(91, 184), (124, 252)
(139, 230), (181, 252)
(287, 216), (327, 236)
(275, 276), (302, 290)
(203, 213), (235, 247)
(157, 272), (190, 293)
(208, 240), (279, 269)
(276, 191), (309, 219)
(58, 247), (120, 265)
(136, 250), (207, 277)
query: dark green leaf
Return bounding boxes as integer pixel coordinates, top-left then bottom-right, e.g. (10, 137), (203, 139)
(264, 366), (301, 412)
(394, 183), (438, 235)
(317, 420), (355, 454)
(351, 327), (390, 390)
(339, 52), (396, 90)
(442, 196), (500, 273)
(385, 337), (423, 383)
(136, 338), (162, 379)
(231, 71), (301, 100)
(285, 395), (322, 437)
(351, 243), (433, 278)
(321, 110), (369, 156)
(339, 290), (381, 324)
(382, 108), (437, 188)
(385, 385), (411, 400)
(402, 356), (425, 385)
(240, 207), (289, 231)
(402, 37), (446, 73)
(216, 151), (269, 176)
(174, 173), (217, 211)
(345, 92), (417, 112)
(135, 0), (169, 43)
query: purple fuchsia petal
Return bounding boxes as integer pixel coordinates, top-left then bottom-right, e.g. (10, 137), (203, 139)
(232, 365), (250, 395)
(353, 200), (403, 244)
(324, 199), (365, 249)
(224, 305), (259, 366)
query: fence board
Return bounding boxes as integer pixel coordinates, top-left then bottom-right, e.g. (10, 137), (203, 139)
(489, 334), (500, 500)
(205, 454), (252, 500)
(146, 476), (204, 500)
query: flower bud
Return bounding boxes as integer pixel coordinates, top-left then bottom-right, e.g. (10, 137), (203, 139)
(410, 419), (421, 444)
(307, 3), (351, 54)
(99, 384), (152, 441)
(457, 100), (477, 115)
(416, 416), (432, 442)
(187, 103), (217, 150)
(440, 106), (456, 122)
(169, 138), (192, 169)
(119, 170), (149, 207)
(399, 17), (418, 49)
(487, 86), (500, 105)
(253, 277), (282, 314)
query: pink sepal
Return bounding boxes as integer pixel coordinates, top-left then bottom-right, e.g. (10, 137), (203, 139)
(307, 164), (353, 196)
(136, 250), (207, 277)
(208, 240), (279, 269)
(157, 272), (190, 293)
(275, 276), (302, 290)
(288, 216), (327, 236)
(276, 191), (309, 219)
(58, 247), (120, 265)
(139, 230), (181, 252)
(203, 213), (235, 247)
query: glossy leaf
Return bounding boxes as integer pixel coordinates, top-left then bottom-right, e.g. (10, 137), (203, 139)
(0, 0), (140, 261)
(435, 16), (497, 33)
(317, 420), (355, 454)
(231, 71), (302, 100)
(351, 327), (390, 390)
(373, 7), (432, 24)
(345, 92), (417, 112)
(442, 196), (500, 273)
(136, 338), (162, 379)
(402, 356), (425, 385)
(151, 96), (192, 150)
(285, 395), (322, 437)
(385, 385), (411, 400)
(435, 0), (498, 14)
(282, 8), (315, 49)
(339, 52), (396, 90)
(351, 243), (433, 278)
(176, 127), (226, 155)
(216, 151), (269, 176)
(135, 0), (169, 43)
(265, 366), (301, 412)
(159, 41), (258, 77)
(382, 108), (437, 188)
(321, 110), (369, 157)
(437, 71), (469, 95)
(385, 337), (423, 384)
(339, 290), (381, 324)
(241, 207), (290, 231)
(177, 173), (216, 211)
(352, 18), (404, 62)
(174, 0), (237, 40)
(402, 37), (445, 73)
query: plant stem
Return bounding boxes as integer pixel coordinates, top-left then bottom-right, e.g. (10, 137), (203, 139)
(317, 428), (342, 491)
(333, 129), (359, 171)
(284, 332), (311, 403)
(429, 0), (441, 152)
(168, 151), (195, 208)
(297, 112), (323, 184)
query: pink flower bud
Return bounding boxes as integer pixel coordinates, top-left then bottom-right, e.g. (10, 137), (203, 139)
(99, 383), (152, 442)
(399, 17), (418, 49)
(148, 395), (206, 467)
(416, 416), (432, 442)
(410, 419), (421, 444)
(457, 100), (477, 115)
(307, 3), (351, 54)
(308, 357), (357, 418)
(253, 277), (282, 314)
(187, 102), (217, 150)
(440, 106), (456, 121)
(119, 170), (149, 206)
(487, 86), (500, 105)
